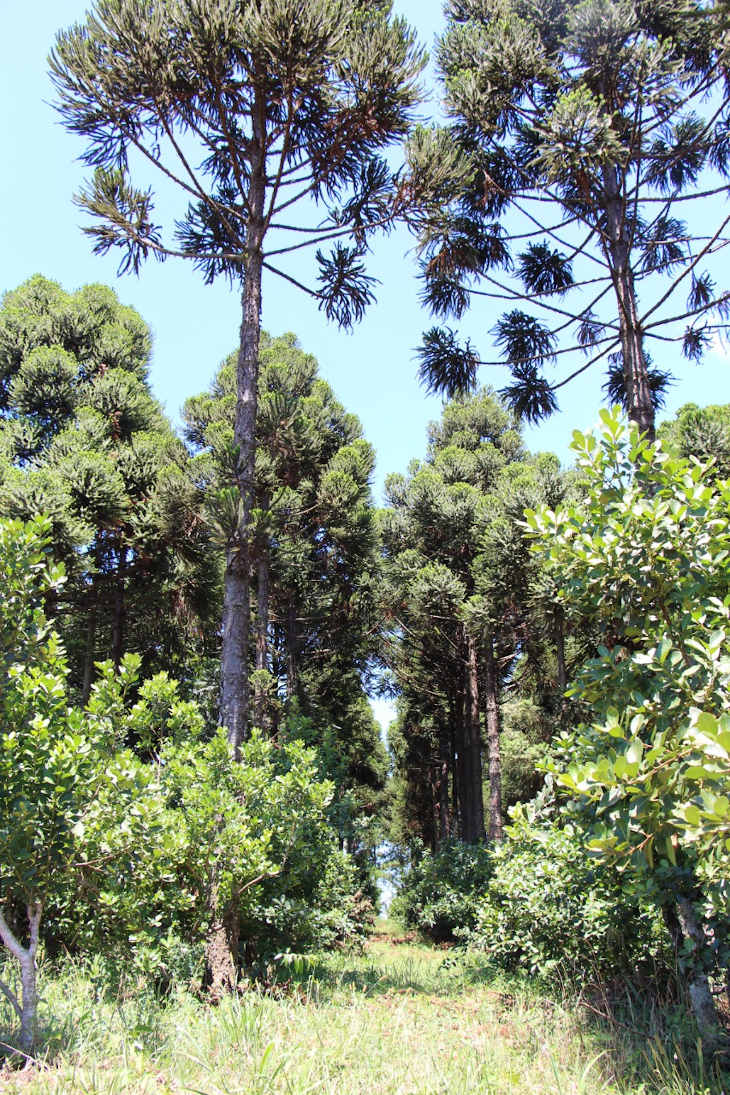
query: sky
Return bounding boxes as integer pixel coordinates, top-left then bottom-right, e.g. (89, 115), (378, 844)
(3, 0), (729, 500)
(2, 0), (730, 732)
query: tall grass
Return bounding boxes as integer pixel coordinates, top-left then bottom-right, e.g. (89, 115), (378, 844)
(0, 936), (727, 1094)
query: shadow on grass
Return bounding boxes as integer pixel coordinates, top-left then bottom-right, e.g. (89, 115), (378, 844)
(286, 949), (506, 1003)
(570, 979), (730, 1095)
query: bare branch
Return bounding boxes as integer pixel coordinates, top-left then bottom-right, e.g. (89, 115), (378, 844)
(640, 211), (730, 327)
(0, 979), (22, 1022)
(262, 260), (318, 297)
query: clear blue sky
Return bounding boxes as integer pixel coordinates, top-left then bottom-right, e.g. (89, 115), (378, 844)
(2, 0), (729, 508)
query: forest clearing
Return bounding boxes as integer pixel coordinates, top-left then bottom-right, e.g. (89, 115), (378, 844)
(2, 923), (722, 1095)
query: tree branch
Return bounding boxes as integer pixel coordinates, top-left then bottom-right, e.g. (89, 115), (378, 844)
(0, 979), (22, 1022)
(0, 907), (26, 963)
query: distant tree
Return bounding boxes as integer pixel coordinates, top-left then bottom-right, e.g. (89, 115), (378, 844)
(658, 400), (730, 475)
(410, 0), (730, 436)
(381, 389), (566, 845)
(50, 0), (425, 752)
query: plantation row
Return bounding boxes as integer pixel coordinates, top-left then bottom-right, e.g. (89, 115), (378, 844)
(3, 0), (730, 1086)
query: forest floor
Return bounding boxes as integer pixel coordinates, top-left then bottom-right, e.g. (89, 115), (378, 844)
(0, 921), (727, 1094)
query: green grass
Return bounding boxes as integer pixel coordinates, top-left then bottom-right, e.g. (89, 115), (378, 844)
(0, 925), (727, 1094)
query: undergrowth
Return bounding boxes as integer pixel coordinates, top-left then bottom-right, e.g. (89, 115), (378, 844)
(0, 928), (727, 1094)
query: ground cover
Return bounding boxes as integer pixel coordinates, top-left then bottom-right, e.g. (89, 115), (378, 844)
(0, 923), (726, 1095)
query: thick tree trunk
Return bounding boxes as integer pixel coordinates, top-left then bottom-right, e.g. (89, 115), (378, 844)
(203, 883), (240, 1004)
(602, 167), (655, 439)
(484, 638), (503, 843)
(219, 145), (267, 752)
(253, 541), (270, 732)
(0, 901), (42, 1056)
(464, 632), (486, 843)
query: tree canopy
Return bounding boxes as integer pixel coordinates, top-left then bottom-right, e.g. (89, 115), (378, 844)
(410, 0), (730, 435)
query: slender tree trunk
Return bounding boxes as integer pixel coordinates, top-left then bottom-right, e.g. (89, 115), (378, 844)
(110, 538), (125, 668)
(253, 539), (270, 732)
(602, 166), (655, 438)
(555, 607), (567, 693)
(219, 136), (267, 753)
(0, 901), (42, 1055)
(464, 632), (485, 843)
(212, 100), (267, 995)
(452, 673), (467, 840)
(286, 601), (298, 703)
(675, 895), (723, 1045)
(450, 701), (460, 839)
(484, 638), (503, 843)
(81, 589), (97, 704)
(437, 719), (451, 844)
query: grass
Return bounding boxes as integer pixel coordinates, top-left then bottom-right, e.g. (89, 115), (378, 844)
(0, 924), (727, 1095)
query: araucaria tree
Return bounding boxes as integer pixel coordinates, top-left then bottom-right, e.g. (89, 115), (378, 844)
(381, 389), (566, 846)
(412, 0), (730, 436)
(50, 0), (424, 748)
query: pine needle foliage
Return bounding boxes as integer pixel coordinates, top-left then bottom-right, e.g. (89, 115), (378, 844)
(409, 0), (730, 436)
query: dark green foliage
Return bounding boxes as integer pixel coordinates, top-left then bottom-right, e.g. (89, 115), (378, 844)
(0, 276), (215, 695)
(184, 332), (388, 862)
(467, 813), (668, 986)
(390, 840), (493, 943)
(381, 388), (570, 847)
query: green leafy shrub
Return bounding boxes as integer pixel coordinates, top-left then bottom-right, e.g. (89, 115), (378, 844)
(48, 693), (369, 979)
(391, 840), (493, 942)
(526, 408), (730, 1039)
(467, 805), (667, 986)
(0, 516), (370, 1046)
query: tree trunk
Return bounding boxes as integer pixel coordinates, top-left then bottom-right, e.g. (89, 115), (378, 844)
(555, 606), (567, 694)
(602, 166), (655, 439)
(213, 98), (267, 993)
(219, 134), (267, 753)
(464, 632), (485, 843)
(286, 600), (298, 704)
(452, 684), (466, 839)
(437, 719), (452, 844)
(675, 895), (724, 1046)
(253, 540), (270, 732)
(484, 638), (503, 843)
(203, 883), (240, 1004)
(0, 901), (42, 1056)
(81, 589), (97, 704)
(110, 538), (125, 669)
